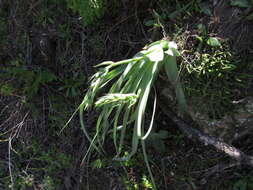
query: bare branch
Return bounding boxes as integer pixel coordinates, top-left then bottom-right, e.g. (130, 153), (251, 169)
(158, 96), (253, 167)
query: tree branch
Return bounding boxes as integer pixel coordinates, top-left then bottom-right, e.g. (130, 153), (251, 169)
(158, 97), (253, 167)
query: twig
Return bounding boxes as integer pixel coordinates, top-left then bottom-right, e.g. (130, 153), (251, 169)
(6, 111), (29, 190)
(8, 137), (14, 190)
(200, 161), (240, 184)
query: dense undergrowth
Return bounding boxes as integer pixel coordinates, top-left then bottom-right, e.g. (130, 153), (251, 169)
(0, 0), (253, 189)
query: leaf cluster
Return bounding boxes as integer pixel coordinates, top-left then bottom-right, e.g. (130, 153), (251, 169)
(78, 40), (187, 188)
(80, 40), (185, 158)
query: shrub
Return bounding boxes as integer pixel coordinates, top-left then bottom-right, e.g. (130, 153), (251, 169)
(67, 0), (106, 25)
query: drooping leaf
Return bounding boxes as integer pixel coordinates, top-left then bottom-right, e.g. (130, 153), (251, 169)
(164, 55), (187, 113)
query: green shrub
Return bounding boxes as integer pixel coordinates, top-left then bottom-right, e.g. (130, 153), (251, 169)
(67, 0), (106, 25)
(184, 47), (243, 118)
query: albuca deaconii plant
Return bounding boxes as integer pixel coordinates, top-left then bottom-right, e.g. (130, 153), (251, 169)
(79, 40), (187, 188)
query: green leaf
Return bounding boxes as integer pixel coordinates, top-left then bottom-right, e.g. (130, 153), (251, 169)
(165, 42), (180, 56)
(91, 159), (103, 169)
(196, 35), (203, 42)
(207, 37), (221, 47)
(230, 0), (252, 8)
(164, 55), (187, 113)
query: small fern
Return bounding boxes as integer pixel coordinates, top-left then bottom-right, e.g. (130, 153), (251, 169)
(67, 0), (106, 25)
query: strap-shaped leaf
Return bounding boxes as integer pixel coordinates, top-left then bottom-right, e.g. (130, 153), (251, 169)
(164, 55), (187, 113)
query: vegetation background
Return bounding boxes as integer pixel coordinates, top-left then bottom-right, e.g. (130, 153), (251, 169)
(0, 0), (253, 189)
